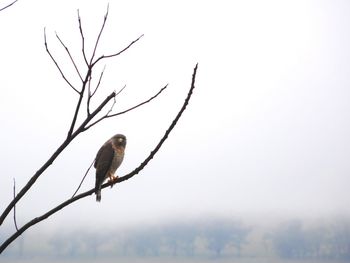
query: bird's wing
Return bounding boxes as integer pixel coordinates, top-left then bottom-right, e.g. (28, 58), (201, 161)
(94, 141), (115, 183)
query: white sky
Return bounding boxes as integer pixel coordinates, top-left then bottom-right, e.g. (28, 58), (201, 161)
(1, 0), (350, 232)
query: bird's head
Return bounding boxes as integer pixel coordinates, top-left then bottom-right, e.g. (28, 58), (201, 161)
(112, 134), (127, 148)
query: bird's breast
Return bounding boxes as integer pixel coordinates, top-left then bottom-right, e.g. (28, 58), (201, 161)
(110, 147), (124, 174)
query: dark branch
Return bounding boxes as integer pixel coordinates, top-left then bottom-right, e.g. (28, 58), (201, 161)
(90, 4), (109, 64)
(114, 84), (127, 97)
(84, 84), (168, 130)
(117, 64), (198, 183)
(0, 0), (18, 12)
(87, 73), (93, 115)
(55, 32), (83, 82)
(0, 91), (116, 227)
(77, 9), (89, 66)
(73, 91), (116, 134)
(44, 28), (80, 94)
(66, 66), (91, 139)
(0, 64), (198, 254)
(0, 138), (71, 227)
(13, 179), (18, 231)
(71, 158), (95, 198)
(91, 65), (106, 98)
(92, 34), (144, 67)
(107, 85), (168, 118)
(87, 65), (107, 115)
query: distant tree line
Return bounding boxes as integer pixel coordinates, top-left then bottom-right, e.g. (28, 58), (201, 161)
(2, 218), (350, 260)
(271, 219), (350, 260)
(46, 220), (250, 259)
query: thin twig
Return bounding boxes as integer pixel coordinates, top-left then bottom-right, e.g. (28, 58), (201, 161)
(108, 85), (168, 117)
(71, 158), (95, 198)
(114, 84), (126, 97)
(106, 95), (116, 116)
(92, 34), (144, 67)
(87, 65), (107, 115)
(55, 32), (83, 82)
(91, 65), (106, 98)
(94, 84), (125, 121)
(13, 179), (18, 231)
(87, 73), (92, 115)
(0, 64), (198, 254)
(77, 9), (89, 66)
(84, 84), (168, 131)
(90, 4), (109, 64)
(44, 28), (80, 94)
(0, 0), (18, 12)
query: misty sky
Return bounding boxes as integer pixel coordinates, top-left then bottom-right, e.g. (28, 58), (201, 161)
(1, 0), (350, 233)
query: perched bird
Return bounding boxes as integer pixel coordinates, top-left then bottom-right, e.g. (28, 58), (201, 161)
(94, 134), (126, 202)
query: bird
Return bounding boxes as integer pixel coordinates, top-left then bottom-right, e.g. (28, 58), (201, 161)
(94, 134), (126, 202)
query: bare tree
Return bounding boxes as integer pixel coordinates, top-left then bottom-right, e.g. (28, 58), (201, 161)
(0, 6), (198, 253)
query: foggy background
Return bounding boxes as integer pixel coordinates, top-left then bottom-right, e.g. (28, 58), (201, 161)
(1, 0), (350, 261)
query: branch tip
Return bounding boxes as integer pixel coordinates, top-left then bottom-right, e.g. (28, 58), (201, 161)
(0, 0), (18, 12)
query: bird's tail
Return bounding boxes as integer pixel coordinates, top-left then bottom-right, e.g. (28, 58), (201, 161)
(95, 185), (102, 202)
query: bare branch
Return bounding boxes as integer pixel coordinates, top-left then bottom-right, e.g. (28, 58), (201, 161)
(90, 4), (109, 64)
(13, 179), (18, 232)
(117, 64), (198, 183)
(67, 66), (92, 139)
(0, 138), (70, 227)
(71, 158), (95, 198)
(106, 94), (116, 115)
(91, 65), (106, 98)
(108, 84), (168, 118)
(0, 64), (198, 254)
(92, 34), (144, 66)
(55, 32), (83, 82)
(77, 9), (89, 66)
(67, 90), (85, 138)
(112, 84), (127, 101)
(0, 90), (116, 227)
(84, 84), (167, 130)
(0, 0), (18, 12)
(44, 28), (80, 94)
(87, 65), (107, 115)
(87, 73), (92, 115)
(72, 91), (116, 134)
(95, 84), (125, 118)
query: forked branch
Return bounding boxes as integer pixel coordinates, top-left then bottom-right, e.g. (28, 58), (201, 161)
(44, 28), (80, 94)
(90, 4), (109, 64)
(84, 84), (168, 130)
(55, 32), (83, 82)
(92, 34), (144, 66)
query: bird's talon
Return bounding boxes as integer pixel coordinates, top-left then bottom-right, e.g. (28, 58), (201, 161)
(110, 175), (119, 188)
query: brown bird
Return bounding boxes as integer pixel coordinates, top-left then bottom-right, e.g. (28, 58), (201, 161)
(94, 134), (126, 202)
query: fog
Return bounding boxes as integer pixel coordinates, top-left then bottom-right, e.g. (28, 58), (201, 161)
(2, 217), (350, 261)
(1, 0), (350, 256)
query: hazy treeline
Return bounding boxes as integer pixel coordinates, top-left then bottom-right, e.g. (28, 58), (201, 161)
(2, 218), (350, 260)
(271, 218), (350, 260)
